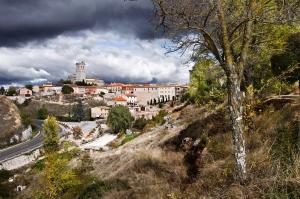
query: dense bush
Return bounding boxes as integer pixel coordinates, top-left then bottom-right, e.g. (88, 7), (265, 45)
(62, 85), (74, 94)
(37, 106), (49, 120)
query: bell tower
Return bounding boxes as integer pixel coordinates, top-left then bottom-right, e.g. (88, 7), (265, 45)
(75, 61), (86, 82)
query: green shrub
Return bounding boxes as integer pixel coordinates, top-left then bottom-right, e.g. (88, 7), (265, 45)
(133, 117), (148, 130)
(37, 106), (49, 120)
(121, 133), (137, 145)
(32, 159), (45, 171)
(20, 109), (32, 127)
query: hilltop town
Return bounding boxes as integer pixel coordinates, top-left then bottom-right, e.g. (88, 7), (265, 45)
(1, 61), (188, 121)
(0, 0), (300, 198)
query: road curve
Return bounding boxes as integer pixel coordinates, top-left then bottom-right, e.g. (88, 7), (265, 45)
(0, 120), (69, 163)
(0, 133), (43, 162)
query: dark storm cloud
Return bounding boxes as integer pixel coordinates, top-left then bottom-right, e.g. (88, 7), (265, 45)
(0, 0), (157, 46)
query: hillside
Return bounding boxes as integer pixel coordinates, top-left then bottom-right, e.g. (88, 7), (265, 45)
(17, 98), (300, 199)
(0, 96), (22, 147)
(85, 99), (300, 198)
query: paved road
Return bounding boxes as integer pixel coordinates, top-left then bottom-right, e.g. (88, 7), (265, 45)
(0, 120), (98, 163)
(0, 133), (43, 162)
(0, 120), (45, 162)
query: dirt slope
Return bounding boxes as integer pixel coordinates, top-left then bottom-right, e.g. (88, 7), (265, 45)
(0, 96), (22, 146)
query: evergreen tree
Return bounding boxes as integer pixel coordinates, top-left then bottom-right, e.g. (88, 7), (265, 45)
(73, 100), (85, 122)
(25, 84), (33, 90)
(6, 86), (17, 96)
(0, 87), (5, 95)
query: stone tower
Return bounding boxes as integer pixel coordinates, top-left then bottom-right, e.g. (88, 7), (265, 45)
(75, 61), (86, 82)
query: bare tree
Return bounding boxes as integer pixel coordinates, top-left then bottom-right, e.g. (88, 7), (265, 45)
(153, 0), (300, 183)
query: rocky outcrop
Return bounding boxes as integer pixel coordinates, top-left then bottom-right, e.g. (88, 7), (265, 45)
(0, 96), (22, 146)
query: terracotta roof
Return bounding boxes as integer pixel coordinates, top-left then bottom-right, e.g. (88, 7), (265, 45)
(113, 96), (127, 102)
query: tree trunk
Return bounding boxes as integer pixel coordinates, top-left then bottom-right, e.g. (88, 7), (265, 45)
(227, 72), (247, 183)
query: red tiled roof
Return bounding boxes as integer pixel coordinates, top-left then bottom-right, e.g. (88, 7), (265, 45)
(113, 96), (127, 102)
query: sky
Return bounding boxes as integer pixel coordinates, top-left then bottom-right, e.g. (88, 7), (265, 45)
(0, 0), (191, 86)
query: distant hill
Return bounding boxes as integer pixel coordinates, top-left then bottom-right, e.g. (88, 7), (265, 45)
(0, 96), (22, 147)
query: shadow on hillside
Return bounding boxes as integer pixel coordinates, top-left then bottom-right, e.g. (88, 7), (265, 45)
(164, 109), (231, 150)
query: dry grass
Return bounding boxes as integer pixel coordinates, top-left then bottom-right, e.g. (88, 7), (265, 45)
(99, 102), (299, 198)
(18, 100), (300, 198)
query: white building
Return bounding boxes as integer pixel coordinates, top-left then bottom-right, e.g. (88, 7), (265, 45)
(19, 88), (32, 97)
(32, 86), (40, 93)
(72, 86), (86, 95)
(86, 78), (105, 86)
(158, 86), (176, 101)
(124, 94), (137, 106)
(91, 106), (110, 119)
(112, 96), (127, 106)
(132, 85), (160, 106)
(40, 85), (62, 95)
(129, 106), (160, 120)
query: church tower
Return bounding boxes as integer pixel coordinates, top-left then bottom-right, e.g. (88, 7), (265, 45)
(75, 61), (86, 82)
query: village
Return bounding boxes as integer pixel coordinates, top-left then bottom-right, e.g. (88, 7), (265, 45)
(5, 61), (187, 120)
(0, 61), (188, 154)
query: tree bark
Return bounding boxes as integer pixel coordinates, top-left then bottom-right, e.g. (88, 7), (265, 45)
(227, 71), (247, 183)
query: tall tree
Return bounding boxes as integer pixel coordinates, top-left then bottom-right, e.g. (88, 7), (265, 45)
(73, 100), (85, 122)
(0, 87), (5, 95)
(43, 116), (59, 154)
(153, 0), (300, 182)
(25, 84), (33, 90)
(6, 86), (17, 96)
(107, 106), (134, 134)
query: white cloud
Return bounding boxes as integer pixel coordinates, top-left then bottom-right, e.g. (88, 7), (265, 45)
(0, 30), (191, 85)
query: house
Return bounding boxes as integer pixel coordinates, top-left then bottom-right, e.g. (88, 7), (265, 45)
(19, 88), (32, 97)
(158, 85), (176, 102)
(85, 78), (105, 87)
(32, 86), (40, 93)
(124, 94), (137, 106)
(129, 106), (160, 120)
(72, 86), (86, 95)
(50, 86), (62, 94)
(105, 83), (124, 93)
(121, 85), (134, 94)
(112, 96), (127, 106)
(91, 106), (110, 119)
(96, 88), (109, 95)
(85, 86), (98, 95)
(132, 84), (160, 106)
(40, 84), (62, 95)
